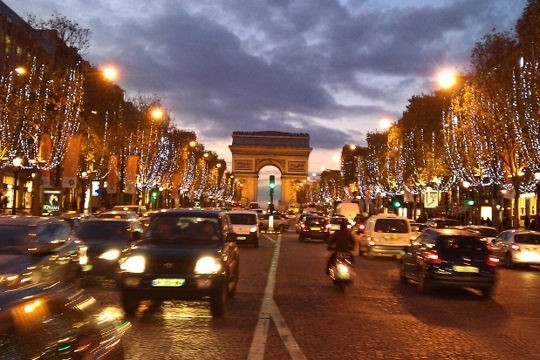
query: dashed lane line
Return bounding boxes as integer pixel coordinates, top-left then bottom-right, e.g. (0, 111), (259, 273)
(247, 234), (307, 360)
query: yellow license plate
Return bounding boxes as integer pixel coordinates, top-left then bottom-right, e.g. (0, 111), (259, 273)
(151, 278), (185, 287)
(453, 266), (479, 273)
(311, 227), (320, 231)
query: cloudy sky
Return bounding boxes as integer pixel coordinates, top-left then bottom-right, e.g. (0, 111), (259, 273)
(4, 0), (527, 173)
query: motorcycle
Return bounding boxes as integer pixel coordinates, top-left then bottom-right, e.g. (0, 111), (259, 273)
(327, 251), (356, 291)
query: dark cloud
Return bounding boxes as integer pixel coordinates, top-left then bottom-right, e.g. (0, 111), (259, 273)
(3, 0), (527, 170)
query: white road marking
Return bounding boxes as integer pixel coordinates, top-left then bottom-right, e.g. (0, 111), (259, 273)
(247, 234), (307, 360)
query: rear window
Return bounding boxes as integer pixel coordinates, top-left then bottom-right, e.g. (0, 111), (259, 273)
(306, 217), (326, 226)
(437, 236), (487, 254)
(374, 219), (409, 233)
(229, 213), (258, 225)
(514, 233), (540, 244)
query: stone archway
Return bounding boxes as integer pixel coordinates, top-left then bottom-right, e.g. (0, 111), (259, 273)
(229, 131), (311, 210)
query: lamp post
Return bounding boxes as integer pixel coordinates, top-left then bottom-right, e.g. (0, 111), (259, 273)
(463, 180), (471, 224)
(11, 157), (23, 215)
(535, 172), (540, 230)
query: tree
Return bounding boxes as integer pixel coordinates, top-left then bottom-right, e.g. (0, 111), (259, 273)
(27, 11), (91, 55)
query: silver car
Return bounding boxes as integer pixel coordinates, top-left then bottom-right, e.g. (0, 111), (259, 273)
(490, 230), (540, 268)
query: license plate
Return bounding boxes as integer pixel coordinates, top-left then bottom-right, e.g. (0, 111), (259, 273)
(237, 236), (247, 240)
(151, 278), (185, 287)
(311, 227), (320, 231)
(453, 265), (479, 273)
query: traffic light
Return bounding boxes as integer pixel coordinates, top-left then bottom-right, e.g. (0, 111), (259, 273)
(391, 196), (401, 208)
(150, 189), (159, 203)
(269, 175), (275, 194)
(465, 198), (475, 206)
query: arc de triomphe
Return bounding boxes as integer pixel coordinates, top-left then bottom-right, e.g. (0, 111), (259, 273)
(229, 131), (312, 209)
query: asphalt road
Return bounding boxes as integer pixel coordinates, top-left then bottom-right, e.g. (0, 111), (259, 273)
(84, 229), (540, 360)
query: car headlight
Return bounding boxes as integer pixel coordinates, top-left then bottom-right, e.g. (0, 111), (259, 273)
(0, 274), (21, 287)
(194, 256), (222, 274)
(99, 249), (122, 261)
(119, 255), (146, 273)
(250, 226), (258, 233)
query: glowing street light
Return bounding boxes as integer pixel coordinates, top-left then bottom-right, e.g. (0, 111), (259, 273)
(379, 117), (392, 130)
(150, 107), (164, 120)
(437, 69), (458, 89)
(101, 66), (118, 81)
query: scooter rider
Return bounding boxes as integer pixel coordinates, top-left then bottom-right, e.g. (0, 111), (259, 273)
(326, 221), (355, 272)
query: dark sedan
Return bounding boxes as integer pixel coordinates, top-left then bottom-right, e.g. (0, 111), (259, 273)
(298, 215), (330, 242)
(0, 283), (130, 359)
(75, 218), (143, 279)
(0, 216), (87, 289)
(399, 228), (499, 298)
(117, 209), (240, 317)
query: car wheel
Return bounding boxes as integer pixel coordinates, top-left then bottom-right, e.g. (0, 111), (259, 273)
(228, 263), (239, 299)
(399, 261), (407, 284)
(121, 293), (140, 316)
(366, 248), (374, 259)
(210, 284), (227, 317)
(481, 286), (494, 299)
(416, 271), (431, 294)
(277, 225), (284, 233)
(505, 252), (514, 269)
(299, 235), (304, 242)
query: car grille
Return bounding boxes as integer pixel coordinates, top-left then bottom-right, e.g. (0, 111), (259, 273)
(145, 256), (195, 274)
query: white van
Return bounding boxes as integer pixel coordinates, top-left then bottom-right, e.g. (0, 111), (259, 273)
(228, 210), (260, 247)
(335, 202), (360, 222)
(358, 213), (413, 259)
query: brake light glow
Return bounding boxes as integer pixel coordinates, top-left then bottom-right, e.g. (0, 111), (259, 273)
(486, 255), (499, 267)
(425, 251), (442, 265)
(510, 243), (521, 251)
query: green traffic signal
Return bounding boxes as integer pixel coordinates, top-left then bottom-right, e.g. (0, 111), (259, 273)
(392, 199), (401, 208)
(465, 199), (474, 206)
(269, 175), (275, 191)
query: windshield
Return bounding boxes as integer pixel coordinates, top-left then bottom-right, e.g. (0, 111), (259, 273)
(76, 222), (131, 241)
(144, 216), (220, 243)
(514, 233), (540, 244)
(229, 213), (258, 225)
(437, 236), (487, 254)
(0, 226), (32, 254)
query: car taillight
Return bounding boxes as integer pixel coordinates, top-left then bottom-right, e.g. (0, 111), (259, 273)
(424, 250), (442, 265)
(486, 255), (499, 267)
(510, 243), (521, 251)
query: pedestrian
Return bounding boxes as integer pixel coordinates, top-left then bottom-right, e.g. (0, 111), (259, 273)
(524, 215), (530, 229)
(485, 217), (493, 227)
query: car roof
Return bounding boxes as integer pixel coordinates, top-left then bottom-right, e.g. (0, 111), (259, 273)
(228, 209), (258, 215)
(150, 208), (224, 217)
(423, 227), (483, 237)
(0, 215), (65, 227)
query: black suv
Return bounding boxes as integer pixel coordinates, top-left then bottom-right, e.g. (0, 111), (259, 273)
(0, 216), (87, 289)
(399, 228), (499, 298)
(117, 209), (239, 317)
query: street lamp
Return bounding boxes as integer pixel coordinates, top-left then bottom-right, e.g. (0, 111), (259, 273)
(535, 172), (540, 230)
(11, 157), (23, 215)
(463, 180), (471, 224)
